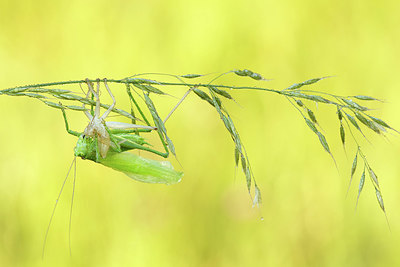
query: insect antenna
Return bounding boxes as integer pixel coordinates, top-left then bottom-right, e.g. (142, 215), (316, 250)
(69, 156), (77, 257)
(42, 156), (76, 260)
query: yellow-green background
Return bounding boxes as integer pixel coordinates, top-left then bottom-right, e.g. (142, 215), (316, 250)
(1, 0), (399, 266)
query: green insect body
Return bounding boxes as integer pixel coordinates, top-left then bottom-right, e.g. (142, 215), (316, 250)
(42, 78), (185, 258)
(99, 152), (182, 185)
(61, 78), (183, 185)
(73, 133), (148, 161)
(74, 134), (183, 185)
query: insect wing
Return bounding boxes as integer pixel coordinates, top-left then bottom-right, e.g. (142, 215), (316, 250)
(99, 152), (183, 185)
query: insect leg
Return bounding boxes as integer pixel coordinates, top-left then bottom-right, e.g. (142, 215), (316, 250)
(94, 79), (101, 118)
(106, 121), (156, 131)
(82, 80), (94, 120)
(94, 137), (101, 162)
(100, 78), (116, 120)
(84, 78), (101, 118)
(110, 128), (152, 134)
(126, 84), (152, 126)
(119, 140), (169, 158)
(61, 106), (81, 137)
(143, 94), (174, 157)
(163, 87), (194, 124)
(104, 123), (156, 154)
(108, 130), (169, 158)
(105, 126), (122, 153)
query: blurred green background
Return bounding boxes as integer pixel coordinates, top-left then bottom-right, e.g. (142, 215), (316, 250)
(1, 0), (399, 266)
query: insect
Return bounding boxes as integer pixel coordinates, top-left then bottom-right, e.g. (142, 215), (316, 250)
(62, 78), (183, 184)
(43, 78), (187, 257)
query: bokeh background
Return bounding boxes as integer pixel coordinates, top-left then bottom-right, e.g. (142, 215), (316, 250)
(1, 0), (399, 266)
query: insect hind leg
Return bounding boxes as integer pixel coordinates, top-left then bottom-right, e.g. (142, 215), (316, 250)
(163, 87), (194, 124)
(60, 105), (81, 137)
(100, 78), (116, 120)
(94, 79), (101, 118)
(82, 79), (96, 120)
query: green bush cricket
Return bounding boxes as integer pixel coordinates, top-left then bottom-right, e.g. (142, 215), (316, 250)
(63, 78), (183, 184)
(43, 78), (188, 257)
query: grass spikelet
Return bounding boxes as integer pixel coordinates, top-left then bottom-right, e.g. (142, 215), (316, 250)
(209, 86), (233, 100)
(344, 113), (362, 132)
(346, 151), (358, 196)
(340, 123), (345, 146)
(193, 88), (223, 107)
(14, 92), (47, 99)
(234, 147), (240, 167)
(351, 152), (358, 178)
(317, 132), (331, 154)
(368, 168), (380, 189)
(284, 76), (329, 91)
(144, 94), (165, 132)
(287, 92), (332, 104)
(341, 98), (369, 111)
(296, 100), (304, 107)
(165, 135), (176, 156)
(355, 112), (381, 134)
(245, 166), (251, 192)
(134, 84), (165, 95)
(233, 69), (264, 80)
(240, 154), (249, 186)
(367, 115), (398, 133)
(307, 108), (317, 124)
(304, 118), (318, 134)
(31, 88), (72, 94)
(42, 100), (63, 109)
(180, 74), (203, 79)
(353, 95), (382, 101)
(53, 94), (84, 101)
(253, 184), (262, 207)
(66, 105), (87, 111)
(375, 188), (385, 212)
(193, 88), (213, 104)
(337, 107), (343, 121)
(143, 93), (176, 156)
(5, 87), (30, 93)
(126, 78), (160, 85)
(355, 169), (365, 209)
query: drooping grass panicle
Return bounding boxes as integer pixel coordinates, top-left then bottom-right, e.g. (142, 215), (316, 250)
(277, 74), (395, 216)
(287, 96), (338, 168)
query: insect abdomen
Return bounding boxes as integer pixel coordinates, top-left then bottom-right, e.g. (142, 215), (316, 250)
(99, 152), (183, 185)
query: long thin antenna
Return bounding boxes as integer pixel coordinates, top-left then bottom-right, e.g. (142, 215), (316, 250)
(42, 157), (76, 260)
(69, 157), (77, 257)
